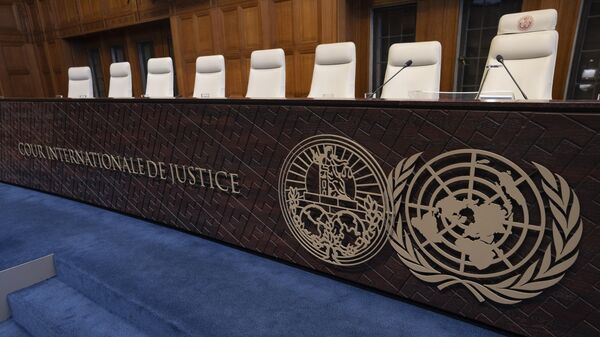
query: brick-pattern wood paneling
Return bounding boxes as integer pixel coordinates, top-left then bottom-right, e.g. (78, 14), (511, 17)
(0, 98), (599, 337)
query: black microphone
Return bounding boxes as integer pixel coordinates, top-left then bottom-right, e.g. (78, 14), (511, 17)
(367, 60), (413, 98)
(496, 54), (528, 100)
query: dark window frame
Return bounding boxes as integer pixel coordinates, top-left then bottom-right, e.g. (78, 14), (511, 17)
(87, 48), (104, 97)
(371, 3), (417, 92)
(456, 0), (523, 92)
(567, 0), (600, 99)
(137, 41), (154, 92)
(110, 45), (126, 64)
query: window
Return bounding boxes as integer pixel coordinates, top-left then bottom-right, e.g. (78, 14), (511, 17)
(372, 4), (417, 91)
(110, 46), (126, 63)
(567, 0), (600, 99)
(88, 48), (104, 97)
(137, 41), (154, 91)
(456, 0), (522, 92)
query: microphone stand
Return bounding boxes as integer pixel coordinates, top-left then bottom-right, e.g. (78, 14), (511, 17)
(496, 55), (528, 100)
(366, 60), (412, 99)
(475, 64), (501, 100)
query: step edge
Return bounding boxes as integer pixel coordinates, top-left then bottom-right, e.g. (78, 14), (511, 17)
(0, 254), (56, 321)
(8, 278), (150, 337)
(55, 257), (195, 337)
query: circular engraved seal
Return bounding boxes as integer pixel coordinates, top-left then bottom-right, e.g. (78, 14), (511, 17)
(518, 15), (534, 31)
(390, 149), (583, 304)
(279, 134), (392, 266)
(404, 149), (545, 279)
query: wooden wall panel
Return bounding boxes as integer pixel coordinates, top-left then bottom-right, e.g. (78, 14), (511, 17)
(195, 13), (214, 54)
(2, 45), (28, 73)
(284, 53), (295, 94)
(106, 0), (136, 18)
(35, 0), (57, 35)
(135, 0), (170, 21)
(34, 41), (53, 97)
(23, 0), (592, 98)
(0, 43), (44, 97)
(0, 2), (46, 98)
(273, 0), (293, 46)
(345, 0), (370, 96)
(0, 4), (17, 31)
(522, 0), (581, 99)
(170, 0), (344, 97)
(296, 51), (315, 95)
(241, 5), (262, 50)
(225, 58), (244, 96)
(295, 0), (318, 44)
(78, 0), (103, 22)
(171, 11), (217, 96)
(177, 15), (196, 60)
(52, 0), (80, 36)
(415, 0), (459, 92)
(222, 8), (241, 53)
(0, 0), (348, 98)
(2, 0), (581, 99)
(320, 0), (344, 43)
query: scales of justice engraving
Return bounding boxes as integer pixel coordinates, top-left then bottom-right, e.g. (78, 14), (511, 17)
(279, 135), (392, 266)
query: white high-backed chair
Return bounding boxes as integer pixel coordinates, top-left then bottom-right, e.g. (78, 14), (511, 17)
(246, 48), (285, 98)
(193, 55), (225, 98)
(380, 41), (441, 99)
(479, 9), (558, 100)
(308, 42), (355, 98)
(145, 57), (174, 98)
(68, 67), (94, 98)
(108, 62), (132, 98)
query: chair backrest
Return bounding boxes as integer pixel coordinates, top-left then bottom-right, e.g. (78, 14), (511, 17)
(193, 55), (225, 98)
(68, 66), (94, 98)
(381, 41), (441, 99)
(145, 57), (174, 98)
(108, 62), (132, 98)
(246, 48), (285, 98)
(308, 42), (355, 98)
(480, 9), (558, 100)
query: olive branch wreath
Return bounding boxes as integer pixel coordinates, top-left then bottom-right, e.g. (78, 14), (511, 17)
(387, 153), (583, 305)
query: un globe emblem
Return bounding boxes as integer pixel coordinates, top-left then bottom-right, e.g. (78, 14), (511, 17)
(390, 149), (582, 304)
(279, 135), (392, 266)
(404, 149), (546, 278)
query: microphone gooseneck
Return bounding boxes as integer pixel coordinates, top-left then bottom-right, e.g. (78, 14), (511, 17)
(368, 59), (413, 99)
(496, 54), (528, 100)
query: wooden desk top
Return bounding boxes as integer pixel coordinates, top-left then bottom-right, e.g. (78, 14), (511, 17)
(1, 97), (599, 113)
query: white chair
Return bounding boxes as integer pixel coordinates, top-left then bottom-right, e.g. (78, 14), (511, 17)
(380, 41), (441, 100)
(246, 48), (285, 98)
(308, 42), (355, 99)
(193, 55), (225, 98)
(67, 67), (94, 98)
(479, 9), (558, 100)
(108, 62), (132, 98)
(145, 57), (174, 98)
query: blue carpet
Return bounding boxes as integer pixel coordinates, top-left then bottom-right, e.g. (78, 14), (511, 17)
(0, 183), (506, 337)
(8, 278), (147, 337)
(0, 319), (31, 337)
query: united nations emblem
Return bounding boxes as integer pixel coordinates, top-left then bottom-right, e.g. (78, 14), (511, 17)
(278, 135), (392, 266)
(388, 150), (582, 304)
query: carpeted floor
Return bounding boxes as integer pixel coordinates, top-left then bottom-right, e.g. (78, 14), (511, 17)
(0, 183), (506, 337)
